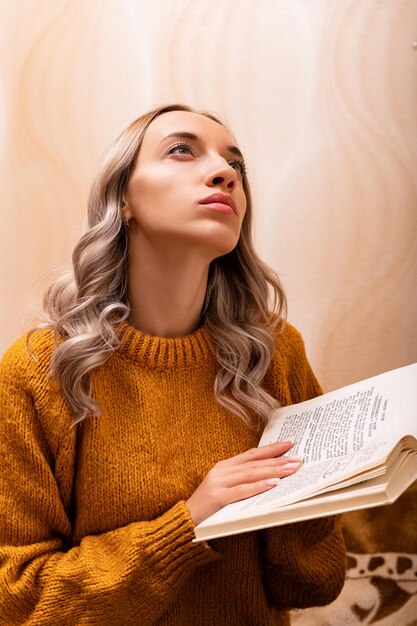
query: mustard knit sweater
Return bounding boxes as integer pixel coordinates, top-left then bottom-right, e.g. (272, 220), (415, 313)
(0, 321), (346, 626)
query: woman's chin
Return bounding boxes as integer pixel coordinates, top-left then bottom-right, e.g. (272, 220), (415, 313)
(203, 236), (240, 259)
(194, 225), (241, 256)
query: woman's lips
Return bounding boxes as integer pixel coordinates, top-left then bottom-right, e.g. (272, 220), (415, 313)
(200, 202), (235, 215)
(199, 193), (237, 214)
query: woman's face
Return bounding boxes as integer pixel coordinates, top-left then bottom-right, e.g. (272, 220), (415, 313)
(124, 110), (247, 258)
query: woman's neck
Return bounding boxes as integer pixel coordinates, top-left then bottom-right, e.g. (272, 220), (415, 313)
(126, 241), (210, 338)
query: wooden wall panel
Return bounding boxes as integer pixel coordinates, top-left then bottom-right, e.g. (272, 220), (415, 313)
(1, 0), (416, 392)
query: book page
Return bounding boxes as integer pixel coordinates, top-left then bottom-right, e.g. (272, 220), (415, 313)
(262, 362), (417, 460)
(261, 386), (388, 463)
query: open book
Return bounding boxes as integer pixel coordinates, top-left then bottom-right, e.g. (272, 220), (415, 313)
(194, 362), (417, 541)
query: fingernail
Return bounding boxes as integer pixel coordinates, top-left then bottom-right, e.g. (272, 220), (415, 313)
(265, 478), (281, 485)
(279, 439), (293, 444)
(284, 456), (303, 463)
(282, 462), (302, 471)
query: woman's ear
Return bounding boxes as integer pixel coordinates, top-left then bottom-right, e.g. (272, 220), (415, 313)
(122, 202), (133, 223)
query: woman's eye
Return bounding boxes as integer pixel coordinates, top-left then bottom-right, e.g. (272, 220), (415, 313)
(167, 143), (193, 156)
(229, 160), (247, 177)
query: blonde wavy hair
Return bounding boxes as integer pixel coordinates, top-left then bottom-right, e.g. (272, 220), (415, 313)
(30, 104), (287, 429)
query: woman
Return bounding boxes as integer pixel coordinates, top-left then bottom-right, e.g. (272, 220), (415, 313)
(0, 104), (346, 625)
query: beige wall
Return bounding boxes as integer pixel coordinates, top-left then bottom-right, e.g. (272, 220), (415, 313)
(1, 0), (416, 392)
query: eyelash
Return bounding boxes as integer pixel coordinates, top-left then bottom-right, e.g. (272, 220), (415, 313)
(167, 142), (247, 177)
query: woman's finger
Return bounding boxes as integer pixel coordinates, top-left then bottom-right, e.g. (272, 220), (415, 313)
(216, 455), (303, 474)
(225, 479), (283, 504)
(216, 440), (294, 467)
(219, 460), (303, 487)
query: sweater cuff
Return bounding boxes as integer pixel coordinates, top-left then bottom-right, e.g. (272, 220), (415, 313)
(142, 501), (219, 581)
(266, 517), (342, 574)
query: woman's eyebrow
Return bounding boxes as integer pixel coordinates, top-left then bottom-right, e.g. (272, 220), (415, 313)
(160, 131), (244, 160)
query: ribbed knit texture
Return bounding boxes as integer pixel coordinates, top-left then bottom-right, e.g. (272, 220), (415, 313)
(0, 321), (346, 625)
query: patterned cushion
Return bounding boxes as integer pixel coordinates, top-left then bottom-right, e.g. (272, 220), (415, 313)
(291, 480), (417, 625)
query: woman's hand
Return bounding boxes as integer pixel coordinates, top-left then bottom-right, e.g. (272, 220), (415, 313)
(185, 441), (303, 525)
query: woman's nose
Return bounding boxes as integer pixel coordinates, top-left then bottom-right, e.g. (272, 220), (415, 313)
(205, 160), (237, 190)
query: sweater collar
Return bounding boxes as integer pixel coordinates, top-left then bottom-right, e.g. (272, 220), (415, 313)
(115, 320), (214, 370)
